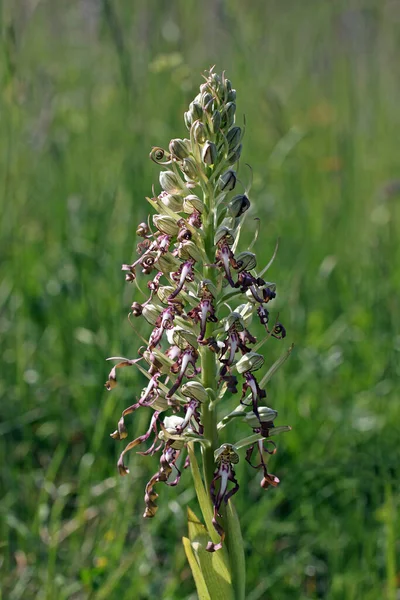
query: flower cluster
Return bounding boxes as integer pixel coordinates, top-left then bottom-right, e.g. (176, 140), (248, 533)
(105, 68), (291, 552)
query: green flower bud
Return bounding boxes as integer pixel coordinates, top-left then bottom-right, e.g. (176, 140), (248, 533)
(228, 194), (250, 217)
(189, 101), (203, 123)
(245, 407), (278, 428)
(202, 140), (218, 165)
(192, 120), (207, 144)
(169, 138), (190, 160)
(171, 326), (198, 349)
(235, 352), (265, 374)
(184, 111), (192, 130)
(227, 126), (241, 151)
(200, 92), (213, 109)
(227, 89), (236, 102)
(214, 225), (235, 246)
(183, 194), (204, 214)
(153, 215), (180, 235)
(143, 349), (174, 374)
(235, 251), (257, 272)
(160, 171), (186, 195)
(151, 395), (170, 412)
(214, 444), (239, 464)
(224, 311), (245, 332)
(178, 240), (203, 262)
(158, 285), (180, 304)
(142, 303), (162, 325)
(218, 169), (237, 191)
(181, 381), (208, 403)
(181, 157), (198, 181)
(156, 253), (180, 275)
(211, 109), (221, 133)
(221, 102), (236, 130)
(159, 193), (184, 212)
(228, 143), (242, 165)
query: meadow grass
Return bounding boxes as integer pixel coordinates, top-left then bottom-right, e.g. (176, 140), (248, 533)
(0, 1), (399, 598)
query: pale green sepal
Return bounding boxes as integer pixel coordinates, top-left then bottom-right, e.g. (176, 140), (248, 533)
(225, 501), (246, 600)
(187, 508), (233, 600)
(233, 433), (263, 450)
(217, 409), (246, 431)
(182, 537), (212, 600)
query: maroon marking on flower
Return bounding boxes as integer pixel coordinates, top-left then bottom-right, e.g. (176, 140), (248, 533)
(216, 244), (236, 287)
(245, 439), (280, 490)
(143, 440), (183, 518)
(187, 210), (202, 228)
(187, 298), (218, 342)
(240, 372), (266, 420)
(117, 410), (161, 476)
(169, 260), (195, 300)
(175, 399), (204, 435)
(167, 347), (200, 397)
(206, 446), (240, 552)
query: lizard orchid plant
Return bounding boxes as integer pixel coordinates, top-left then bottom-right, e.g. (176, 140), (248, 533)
(105, 68), (293, 599)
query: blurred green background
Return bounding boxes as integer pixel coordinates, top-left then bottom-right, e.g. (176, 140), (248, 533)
(1, 0), (399, 598)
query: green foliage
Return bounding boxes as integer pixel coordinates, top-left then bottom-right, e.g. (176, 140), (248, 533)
(0, 1), (399, 598)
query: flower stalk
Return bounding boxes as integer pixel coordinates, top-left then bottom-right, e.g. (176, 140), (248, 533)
(104, 68), (292, 599)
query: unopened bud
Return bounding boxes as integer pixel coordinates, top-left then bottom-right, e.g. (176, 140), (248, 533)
(202, 141), (217, 165)
(153, 215), (179, 236)
(221, 102), (236, 130)
(211, 110), (221, 133)
(227, 127), (241, 152)
(181, 381), (208, 403)
(151, 395), (170, 412)
(183, 194), (204, 214)
(235, 251), (257, 272)
(158, 285), (180, 304)
(170, 326), (198, 349)
(142, 303), (162, 325)
(189, 101), (203, 123)
(228, 194), (250, 217)
(224, 311), (245, 332)
(227, 89), (236, 102)
(235, 352), (265, 373)
(181, 157), (198, 181)
(219, 170), (237, 192)
(169, 138), (190, 160)
(192, 120), (207, 144)
(228, 144), (242, 165)
(214, 225), (235, 246)
(245, 407), (278, 428)
(184, 111), (192, 130)
(200, 92), (213, 109)
(159, 171), (185, 195)
(159, 193), (184, 212)
(178, 240), (203, 262)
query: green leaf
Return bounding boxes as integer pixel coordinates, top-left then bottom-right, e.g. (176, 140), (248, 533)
(187, 508), (233, 600)
(187, 443), (219, 545)
(182, 537), (212, 600)
(225, 501), (246, 600)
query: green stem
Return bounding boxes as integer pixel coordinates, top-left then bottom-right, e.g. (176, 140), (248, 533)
(201, 191), (218, 491)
